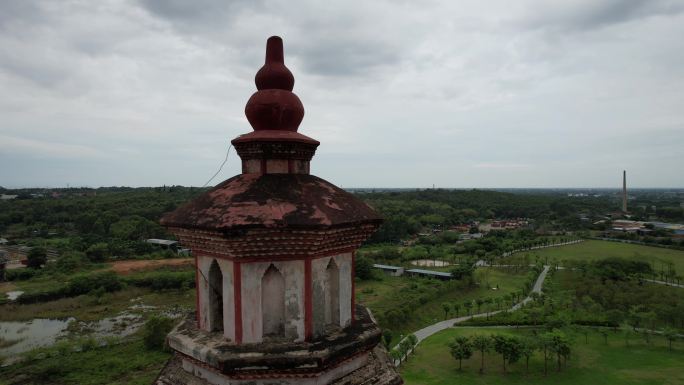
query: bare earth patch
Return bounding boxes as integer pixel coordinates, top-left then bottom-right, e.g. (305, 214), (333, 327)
(0, 282), (17, 294)
(108, 258), (193, 275)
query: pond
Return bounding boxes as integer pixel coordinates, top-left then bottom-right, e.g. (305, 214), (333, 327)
(0, 317), (74, 357)
(5, 291), (24, 301)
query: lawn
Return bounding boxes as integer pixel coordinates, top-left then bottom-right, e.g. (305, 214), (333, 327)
(400, 327), (684, 385)
(517, 240), (684, 273)
(356, 267), (531, 337)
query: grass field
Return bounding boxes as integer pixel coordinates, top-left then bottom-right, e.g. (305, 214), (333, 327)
(400, 327), (684, 385)
(356, 267), (531, 336)
(516, 240), (684, 273)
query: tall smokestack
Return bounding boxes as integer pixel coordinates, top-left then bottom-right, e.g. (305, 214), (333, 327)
(622, 170), (627, 212)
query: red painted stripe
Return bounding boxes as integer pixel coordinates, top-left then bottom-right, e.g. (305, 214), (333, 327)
(351, 251), (356, 324)
(234, 262), (243, 344)
(260, 159), (267, 174)
(304, 259), (313, 341)
(194, 254), (201, 328)
(193, 247), (358, 263)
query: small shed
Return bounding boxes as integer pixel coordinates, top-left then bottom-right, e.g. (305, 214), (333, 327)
(405, 268), (452, 280)
(146, 239), (178, 251)
(372, 264), (404, 277)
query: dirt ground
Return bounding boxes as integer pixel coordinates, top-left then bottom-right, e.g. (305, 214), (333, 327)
(0, 281), (17, 293)
(108, 258), (194, 275)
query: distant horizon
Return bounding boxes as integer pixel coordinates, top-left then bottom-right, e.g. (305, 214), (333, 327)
(3, 184), (684, 191)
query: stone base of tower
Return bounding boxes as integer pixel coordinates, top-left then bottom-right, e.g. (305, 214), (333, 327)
(155, 346), (401, 385)
(154, 306), (402, 385)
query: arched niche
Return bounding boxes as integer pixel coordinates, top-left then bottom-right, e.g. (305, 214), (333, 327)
(208, 259), (224, 332)
(262, 264), (285, 338)
(325, 258), (340, 326)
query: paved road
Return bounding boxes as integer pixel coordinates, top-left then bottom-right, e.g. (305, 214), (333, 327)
(644, 279), (684, 288)
(395, 265), (550, 359)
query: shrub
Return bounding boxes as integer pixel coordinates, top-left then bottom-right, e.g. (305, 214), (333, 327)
(86, 242), (109, 262)
(26, 247), (47, 269)
(68, 271), (122, 295)
(54, 252), (88, 273)
(143, 316), (175, 350)
(124, 271), (195, 291)
(5, 268), (38, 281)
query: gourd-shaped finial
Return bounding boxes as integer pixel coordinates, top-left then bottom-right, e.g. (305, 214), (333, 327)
(245, 36), (304, 132)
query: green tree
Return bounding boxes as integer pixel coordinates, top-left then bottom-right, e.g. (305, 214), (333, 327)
(464, 301), (473, 316)
(519, 337), (536, 373)
(442, 302), (451, 319)
(355, 255), (374, 280)
(452, 302), (461, 317)
(475, 298), (484, 314)
(382, 329), (393, 349)
(86, 242), (109, 262)
(545, 330), (571, 372)
(471, 334), (491, 374)
(26, 246), (47, 269)
(492, 334), (522, 373)
(408, 334), (418, 353)
(143, 316), (174, 350)
(449, 336), (473, 371)
(663, 328), (677, 351)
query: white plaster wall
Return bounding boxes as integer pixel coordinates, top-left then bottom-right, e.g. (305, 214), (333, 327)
(312, 253), (353, 334)
(335, 253), (353, 327)
(240, 260), (305, 343)
(217, 259), (235, 341)
(197, 256), (235, 340)
(197, 255), (213, 332)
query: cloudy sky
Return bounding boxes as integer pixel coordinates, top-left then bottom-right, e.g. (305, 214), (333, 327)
(1, 0), (683, 188)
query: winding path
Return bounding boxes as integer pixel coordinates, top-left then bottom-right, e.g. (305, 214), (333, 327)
(643, 279), (684, 289)
(394, 265), (550, 362)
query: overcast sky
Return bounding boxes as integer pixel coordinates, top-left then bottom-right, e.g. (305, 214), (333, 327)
(1, 0), (683, 188)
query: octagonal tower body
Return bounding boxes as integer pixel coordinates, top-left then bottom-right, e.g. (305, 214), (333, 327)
(157, 37), (401, 385)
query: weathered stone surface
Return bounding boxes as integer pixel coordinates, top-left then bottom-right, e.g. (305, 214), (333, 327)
(155, 346), (402, 385)
(167, 306), (382, 375)
(160, 174), (381, 232)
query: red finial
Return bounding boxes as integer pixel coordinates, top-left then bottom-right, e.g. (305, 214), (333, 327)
(255, 36), (295, 91)
(245, 36), (304, 132)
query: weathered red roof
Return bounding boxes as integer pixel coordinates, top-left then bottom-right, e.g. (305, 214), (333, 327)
(161, 174), (382, 231)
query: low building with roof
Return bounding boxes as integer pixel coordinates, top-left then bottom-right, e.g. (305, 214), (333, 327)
(373, 264), (404, 277)
(404, 268), (452, 281)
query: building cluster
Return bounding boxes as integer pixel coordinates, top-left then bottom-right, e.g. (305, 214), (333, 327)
(608, 220), (684, 239)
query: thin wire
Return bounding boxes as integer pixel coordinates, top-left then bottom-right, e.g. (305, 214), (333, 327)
(202, 144), (233, 188)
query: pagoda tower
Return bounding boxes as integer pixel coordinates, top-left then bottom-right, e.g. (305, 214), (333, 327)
(155, 36), (402, 385)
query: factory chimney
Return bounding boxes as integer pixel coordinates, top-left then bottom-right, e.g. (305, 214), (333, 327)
(622, 170), (627, 213)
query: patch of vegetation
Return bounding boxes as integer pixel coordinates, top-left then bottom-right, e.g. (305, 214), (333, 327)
(0, 336), (171, 385)
(356, 267), (531, 337)
(400, 327), (684, 385)
(0, 287), (195, 322)
(518, 240), (684, 275)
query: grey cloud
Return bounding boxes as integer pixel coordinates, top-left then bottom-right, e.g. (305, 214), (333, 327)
(0, 0), (683, 187)
(290, 38), (401, 77)
(520, 0), (684, 32)
(138, 0), (266, 32)
(0, 1), (45, 30)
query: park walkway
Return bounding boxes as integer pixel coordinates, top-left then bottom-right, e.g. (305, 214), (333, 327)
(393, 265), (550, 363)
(644, 278), (684, 288)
